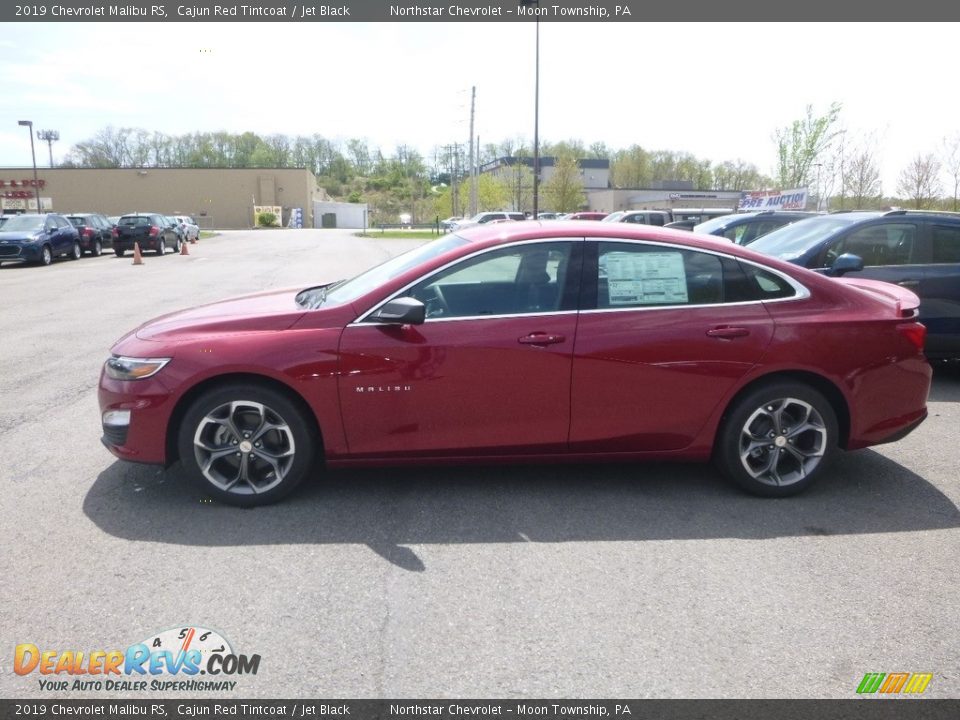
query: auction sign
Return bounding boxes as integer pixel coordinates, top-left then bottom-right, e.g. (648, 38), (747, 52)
(738, 188), (808, 211)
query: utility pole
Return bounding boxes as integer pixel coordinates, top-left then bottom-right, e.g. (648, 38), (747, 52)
(468, 86), (477, 217)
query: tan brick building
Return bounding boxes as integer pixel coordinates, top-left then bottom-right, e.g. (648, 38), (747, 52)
(0, 167), (328, 229)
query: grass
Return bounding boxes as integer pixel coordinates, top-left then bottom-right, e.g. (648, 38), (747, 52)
(199, 231), (218, 239)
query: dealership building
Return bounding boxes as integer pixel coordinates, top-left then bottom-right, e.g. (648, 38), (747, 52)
(0, 167), (368, 229)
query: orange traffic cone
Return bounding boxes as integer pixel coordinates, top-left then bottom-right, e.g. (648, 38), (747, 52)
(132, 242), (144, 265)
(180, 241), (189, 256)
(190, 234), (197, 244)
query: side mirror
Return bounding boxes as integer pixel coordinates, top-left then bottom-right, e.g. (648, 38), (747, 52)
(374, 297), (425, 325)
(827, 253), (864, 277)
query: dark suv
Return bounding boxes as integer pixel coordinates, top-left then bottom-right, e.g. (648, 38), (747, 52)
(694, 210), (818, 245)
(112, 213), (181, 257)
(749, 210), (960, 358)
(67, 213), (114, 256)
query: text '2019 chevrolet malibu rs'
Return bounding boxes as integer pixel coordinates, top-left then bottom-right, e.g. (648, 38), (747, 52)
(99, 222), (932, 506)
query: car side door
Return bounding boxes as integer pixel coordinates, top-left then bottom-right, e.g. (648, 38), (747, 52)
(919, 221), (960, 357)
(817, 220), (925, 288)
(337, 240), (583, 457)
(569, 240), (776, 452)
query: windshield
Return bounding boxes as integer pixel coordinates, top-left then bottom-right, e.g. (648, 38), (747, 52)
(297, 233), (470, 309)
(1, 215), (45, 232)
(601, 212), (625, 223)
(749, 215), (869, 258)
(694, 214), (743, 234)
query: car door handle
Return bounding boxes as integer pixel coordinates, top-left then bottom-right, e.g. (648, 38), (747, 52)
(518, 332), (566, 345)
(897, 279), (920, 289)
(706, 326), (750, 339)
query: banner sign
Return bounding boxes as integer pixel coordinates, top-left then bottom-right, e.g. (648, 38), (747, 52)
(738, 188), (808, 211)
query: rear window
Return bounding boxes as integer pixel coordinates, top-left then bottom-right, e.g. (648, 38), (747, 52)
(119, 216), (153, 227)
(67, 216), (87, 227)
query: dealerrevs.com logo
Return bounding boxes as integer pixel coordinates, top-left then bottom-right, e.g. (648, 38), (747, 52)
(857, 672), (933, 695)
(14, 626), (260, 692)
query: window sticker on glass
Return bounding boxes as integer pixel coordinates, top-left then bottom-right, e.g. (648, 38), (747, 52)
(605, 251), (688, 305)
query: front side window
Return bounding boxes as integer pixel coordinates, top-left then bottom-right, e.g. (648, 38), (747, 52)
(824, 222), (916, 266)
(404, 242), (574, 319)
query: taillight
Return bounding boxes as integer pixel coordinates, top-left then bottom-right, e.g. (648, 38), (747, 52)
(149, 226), (159, 237)
(83, 227), (94, 238)
(111, 227), (119, 237)
(897, 322), (927, 351)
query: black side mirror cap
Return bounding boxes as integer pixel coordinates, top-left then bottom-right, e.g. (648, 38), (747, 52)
(374, 297), (426, 325)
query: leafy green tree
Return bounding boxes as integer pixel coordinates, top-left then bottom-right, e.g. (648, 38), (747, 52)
(542, 154), (585, 212)
(774, 102), (843, 188)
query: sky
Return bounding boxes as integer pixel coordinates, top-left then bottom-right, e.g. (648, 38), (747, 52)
(1, 21), (957, 194)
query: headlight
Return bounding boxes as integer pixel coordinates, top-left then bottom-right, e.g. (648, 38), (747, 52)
(104, 356), (171, 381)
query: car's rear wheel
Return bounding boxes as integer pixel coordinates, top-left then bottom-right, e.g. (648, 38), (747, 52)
(69, 241), (82, 260)
(177, 385), (316, 507)
(173, 237), (182, 254)
(92, 239), (102, 257)
(156, 239), (166, 256)
(715, 381), (837, 497)
(115, 247), (125, 258)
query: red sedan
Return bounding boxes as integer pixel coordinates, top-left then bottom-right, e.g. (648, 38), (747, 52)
(98, 222), (931, 506)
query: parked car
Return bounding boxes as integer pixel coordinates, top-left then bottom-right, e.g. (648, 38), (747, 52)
(536, 212), (564, 220)
(163, 215), (187, 246)
(694, 210), (818, 245)
(452, 211), (526, 231)
(602, 210), (672, 226)
(748, 209), (960, 359)
(66, 213), (115, 256)
(665, 220), (697, 231)
(173, 215), (200, 242)
(0, 216), (9, 229)
(112, 213), (182, 257)
(670, 208), (735, 224)
(440, 216), (463, 232)
(0, 213), (81, 266)
(99, 220), (931, 506)
(564, 211), (608, 221)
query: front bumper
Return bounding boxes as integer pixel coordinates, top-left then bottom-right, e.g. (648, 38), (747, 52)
(0, 243), (42, 262)
(99, 371), (177, 465)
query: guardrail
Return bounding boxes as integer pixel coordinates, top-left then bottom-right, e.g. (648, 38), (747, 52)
(373, 220), (442, 234)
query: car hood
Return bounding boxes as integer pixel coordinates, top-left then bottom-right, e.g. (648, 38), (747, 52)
(0, 231), (41, 242)
(134, 287), (307, 341)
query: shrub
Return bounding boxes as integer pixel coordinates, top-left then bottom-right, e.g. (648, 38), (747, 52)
(257, 212), (277, 227)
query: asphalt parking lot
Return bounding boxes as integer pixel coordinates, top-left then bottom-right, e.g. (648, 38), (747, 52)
(1, 228), (958, 699)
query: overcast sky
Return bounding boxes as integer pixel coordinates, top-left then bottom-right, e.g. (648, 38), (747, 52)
(1, 22), (955, 193)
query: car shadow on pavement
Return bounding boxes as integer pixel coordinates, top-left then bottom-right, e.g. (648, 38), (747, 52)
(84, 449), (960, 572)
(929, 361), (960, 402)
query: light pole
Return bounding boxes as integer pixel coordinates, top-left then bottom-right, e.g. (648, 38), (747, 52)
(520, 0), (540, 218)
(37, 129), (59, 167)
(18, 120), (42, 214)
(814, 162), (823, 212)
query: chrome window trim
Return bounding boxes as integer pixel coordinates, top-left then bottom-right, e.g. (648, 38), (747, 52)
(350, 236), (810, 326)
(353, 237), (583, 324)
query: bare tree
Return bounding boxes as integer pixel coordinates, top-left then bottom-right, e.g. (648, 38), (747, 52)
(843, 134), (883, 209)
(896, 153), (942, 209)
(940, 134), (960, 211)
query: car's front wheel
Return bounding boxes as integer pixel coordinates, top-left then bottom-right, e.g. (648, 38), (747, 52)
(40, 245), (53, 266)
(177, 384), (317, 506)
(715, 382), (837, 497)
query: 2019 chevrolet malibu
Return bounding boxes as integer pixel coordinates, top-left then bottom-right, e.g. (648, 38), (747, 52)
(99, 221), (931, 506)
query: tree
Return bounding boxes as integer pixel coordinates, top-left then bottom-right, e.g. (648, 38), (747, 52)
(940, 134), (960, 211)
(842, 136), (882, 209)
(896, 153), (942, 209)
(542, 154), (585, 212)
(774, 102), (843, 188)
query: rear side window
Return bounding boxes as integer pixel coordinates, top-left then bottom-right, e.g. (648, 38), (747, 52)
(931, 224), (960, 263)
(597, 243), (723, 307)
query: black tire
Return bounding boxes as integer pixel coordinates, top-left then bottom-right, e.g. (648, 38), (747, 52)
(40, 245), (53, 266)
(177, 384), (317, 507)
(174, 237), (182, 254)
(69, 241), (82, 260)
(156, 239), (166, 256)
(92, 239), (103, 257)
(714, 381), (838, 497)
(115, 248), (126, 258)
